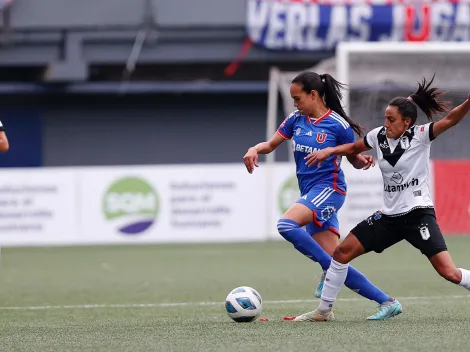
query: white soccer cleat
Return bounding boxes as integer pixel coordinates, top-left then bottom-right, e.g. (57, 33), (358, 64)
(293, 309), (334, 322)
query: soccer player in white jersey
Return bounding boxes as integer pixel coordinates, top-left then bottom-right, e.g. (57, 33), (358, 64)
(244, 71), (403, 320)
(296, 76), (470, 322)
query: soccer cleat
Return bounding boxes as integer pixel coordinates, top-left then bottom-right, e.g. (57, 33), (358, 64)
(293, 309), (334, 322)
(367, 299), (402, 320)
(314, 271), (326, 298)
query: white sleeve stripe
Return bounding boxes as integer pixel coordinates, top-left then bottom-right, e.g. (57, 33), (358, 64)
(330, 112), (349, 128)
(331, 115), (349, 129)
(333, 113), (350, 128)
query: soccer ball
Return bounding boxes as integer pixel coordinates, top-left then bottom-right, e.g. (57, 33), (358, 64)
(224, 286), (263, 322)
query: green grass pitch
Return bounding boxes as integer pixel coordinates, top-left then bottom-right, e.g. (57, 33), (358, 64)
(0, 237), (469, 351)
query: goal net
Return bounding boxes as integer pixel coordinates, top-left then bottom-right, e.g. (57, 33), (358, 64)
(267, 42), (470, 236)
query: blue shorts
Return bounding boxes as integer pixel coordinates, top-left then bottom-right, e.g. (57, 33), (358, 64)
(297, 184), (346, 237)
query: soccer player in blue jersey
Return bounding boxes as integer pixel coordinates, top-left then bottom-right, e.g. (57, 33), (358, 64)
(243, 71), (401, 320)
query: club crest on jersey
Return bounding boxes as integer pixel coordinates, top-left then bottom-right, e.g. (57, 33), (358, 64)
(390, 172), (403, 185)
(400, 136), (411, 150)
(316, 132), (327, 143)
(379, 141), (389, 149)
(419, 224), (430, 241)
(320, 206), (336, 221)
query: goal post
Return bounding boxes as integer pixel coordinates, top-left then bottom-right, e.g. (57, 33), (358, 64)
(265, 66), (299, 164)
(336, 41), (470, 116)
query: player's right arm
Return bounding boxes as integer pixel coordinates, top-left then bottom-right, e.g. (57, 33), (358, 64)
(432, 92), (470, 139)
(243, 132), (285, 174)
(304, 139), (370, 168)
(243, 112), (297, 174)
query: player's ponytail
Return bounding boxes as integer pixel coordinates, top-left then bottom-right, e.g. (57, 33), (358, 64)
(320, 73), (363, 137)
(389, 75), (450, 126)
(408, 75), (450, 122)
(292, 71), (363, 137)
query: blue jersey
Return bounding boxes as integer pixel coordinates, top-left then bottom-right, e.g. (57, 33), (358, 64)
(277, 109), (355, 196)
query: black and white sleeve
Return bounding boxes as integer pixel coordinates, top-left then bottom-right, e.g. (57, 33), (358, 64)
(363, 127), (383, 150)
(414, 123), (435, 145)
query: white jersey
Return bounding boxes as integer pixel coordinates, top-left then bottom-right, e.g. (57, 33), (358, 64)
(364, 122), (435, 216)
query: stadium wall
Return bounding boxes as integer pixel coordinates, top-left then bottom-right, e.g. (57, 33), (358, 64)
(0, 160), (466, 247)
(0, 94), (290, 168)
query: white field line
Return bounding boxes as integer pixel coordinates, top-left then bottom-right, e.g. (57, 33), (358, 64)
(0, 295), (468, 311)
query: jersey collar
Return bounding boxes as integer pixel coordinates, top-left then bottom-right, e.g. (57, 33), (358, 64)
(393, 127), (414, 140)
(307, 109), (332, 124)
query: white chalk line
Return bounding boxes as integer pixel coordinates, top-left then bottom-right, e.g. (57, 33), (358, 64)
(1, 295), (469, 311)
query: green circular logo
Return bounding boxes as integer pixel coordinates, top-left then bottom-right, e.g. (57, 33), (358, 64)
(277, 176), (300, 214)
(102, 177), (159, 235)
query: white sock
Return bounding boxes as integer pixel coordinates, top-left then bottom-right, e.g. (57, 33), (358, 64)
(318, 260), (349, 311)
(458, 268), (470, 290)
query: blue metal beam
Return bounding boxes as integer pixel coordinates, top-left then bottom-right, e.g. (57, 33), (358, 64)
(0, 81), (270, 94)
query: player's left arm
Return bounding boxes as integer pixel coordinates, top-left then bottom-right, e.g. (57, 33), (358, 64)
(0, 121), (9, 152)
(432, 93), (470, 138)
(347, 152), (375, 170)
(330, 125), (374, 170)
(305, 139), (371, 167)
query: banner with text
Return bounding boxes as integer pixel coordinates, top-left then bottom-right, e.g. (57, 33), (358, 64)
(247, 1), (470, 51)
(77, 164), (267, 244)
(0, 168), (77, 246)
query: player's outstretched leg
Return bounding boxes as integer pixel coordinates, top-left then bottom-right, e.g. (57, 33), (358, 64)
(277, 219), (393, 306)
(429, 251), (470, 290)
(458, 268), (470, 290)
(293, 233), (402, 322)
(366, 299), (403, 320)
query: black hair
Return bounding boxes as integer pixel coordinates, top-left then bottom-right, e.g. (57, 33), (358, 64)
(291, 71), (363, 136)
(388, 75), (450, 126)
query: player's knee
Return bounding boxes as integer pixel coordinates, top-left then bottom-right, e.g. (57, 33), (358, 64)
(436, 266), (461, 284)
(332, 244), (352, 264)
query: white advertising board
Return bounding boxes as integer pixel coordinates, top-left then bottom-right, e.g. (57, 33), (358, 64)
(0, 168), (77, 246)
(77, 164), (267, 244)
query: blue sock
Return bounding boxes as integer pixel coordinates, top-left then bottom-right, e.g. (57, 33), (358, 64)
(277, 219), (391, 304)
(344, 266), (390, 304)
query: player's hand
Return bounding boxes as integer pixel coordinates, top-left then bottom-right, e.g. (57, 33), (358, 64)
(304, 147), (334, 167)
(358, 154), (375, 170)
(243, 147), (259, 174)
